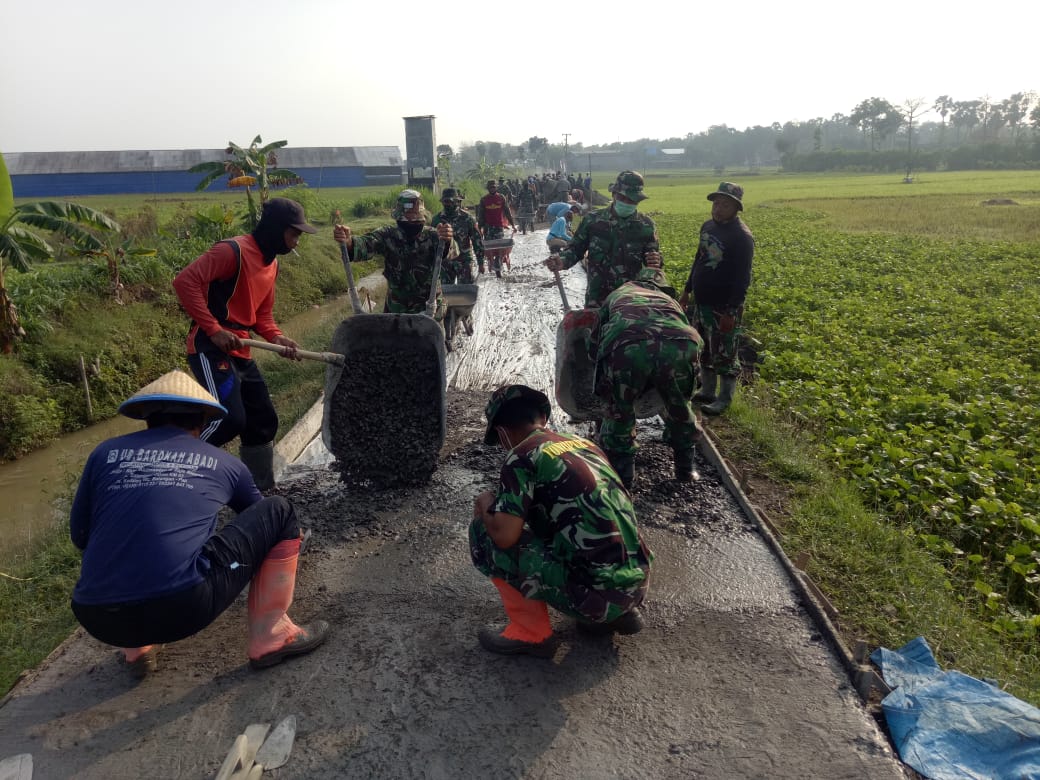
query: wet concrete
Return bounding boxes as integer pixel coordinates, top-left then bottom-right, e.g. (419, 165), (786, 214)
(0, 231), (910, 778)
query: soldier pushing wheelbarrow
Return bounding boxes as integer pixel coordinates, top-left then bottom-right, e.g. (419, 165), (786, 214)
(477, 179), (517, 277)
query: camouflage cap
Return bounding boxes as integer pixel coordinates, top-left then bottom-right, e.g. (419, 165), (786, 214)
(392, 189), (426, 220)
(634, 267), (677, 299)
(440, 187), (462, 202)
(612, 170), (648, 202)
(707, 181), (744, 210)
(483, 385), (552, 444)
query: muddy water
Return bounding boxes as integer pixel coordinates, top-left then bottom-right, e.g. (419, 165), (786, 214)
(0, 277), (382, 565)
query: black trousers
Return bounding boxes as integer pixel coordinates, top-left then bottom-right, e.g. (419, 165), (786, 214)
(72, 497), (299, 648)
(188, 351), (279, 447)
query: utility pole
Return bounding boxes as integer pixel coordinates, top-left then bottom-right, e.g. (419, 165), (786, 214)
(562, 133), (570, 172)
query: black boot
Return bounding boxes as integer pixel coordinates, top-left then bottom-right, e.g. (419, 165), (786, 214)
(577, 607), (645, 636)
(605, 451), (635, 489)
(674, 448), (700, 482)
(240, 442), (275, 491)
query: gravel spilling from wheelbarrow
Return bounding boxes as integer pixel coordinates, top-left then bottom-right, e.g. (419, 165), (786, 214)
(327, 344), (444, 487)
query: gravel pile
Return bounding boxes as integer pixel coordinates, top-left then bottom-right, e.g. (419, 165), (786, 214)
(324, 315), (446, 487)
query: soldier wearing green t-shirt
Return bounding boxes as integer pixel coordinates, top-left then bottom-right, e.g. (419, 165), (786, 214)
(469, 385), (654, 657)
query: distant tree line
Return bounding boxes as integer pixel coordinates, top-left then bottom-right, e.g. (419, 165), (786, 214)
(442, 92), (1040, 174)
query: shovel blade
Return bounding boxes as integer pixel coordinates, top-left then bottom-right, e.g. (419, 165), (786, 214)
(254, 714), (297, 771)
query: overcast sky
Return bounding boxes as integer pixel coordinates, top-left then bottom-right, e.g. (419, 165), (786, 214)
(3, 0), (1037, 155)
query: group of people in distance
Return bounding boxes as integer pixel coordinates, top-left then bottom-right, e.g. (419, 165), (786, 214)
(69, 170), (755, 674)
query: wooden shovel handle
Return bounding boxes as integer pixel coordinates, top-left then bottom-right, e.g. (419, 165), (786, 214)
(240, 338), (344, 367)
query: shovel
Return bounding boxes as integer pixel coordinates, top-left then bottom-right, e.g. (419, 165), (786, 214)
(320, 237), (449, 486)
(254, 714), (296, 771)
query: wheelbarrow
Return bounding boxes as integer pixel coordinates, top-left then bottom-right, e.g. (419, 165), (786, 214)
(319, 239), (449, 487)
(442, 283), (478, 352)
(551, 266), (665, 422)
(483, 237), (514, 278)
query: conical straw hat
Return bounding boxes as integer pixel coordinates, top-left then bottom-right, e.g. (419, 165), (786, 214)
(118, 370), (227, 420)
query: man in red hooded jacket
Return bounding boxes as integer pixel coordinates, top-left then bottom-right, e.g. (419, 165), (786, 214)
(173, 198), (316, 489)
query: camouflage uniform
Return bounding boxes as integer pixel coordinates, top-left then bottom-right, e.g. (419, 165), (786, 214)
(469, 428), (653, 623)
(431, 207), (482, 284)
(347, 225), (458, 319)
(558, 172), (659, 307)
(596, 275), (703, 456)
(515, 186), (538, 233)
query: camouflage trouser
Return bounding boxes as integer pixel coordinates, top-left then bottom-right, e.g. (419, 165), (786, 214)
(599, 338), (702, 456)
(440, 250), (476, 284)
(469, 517), (647, 623)
(690, 303), (743, 377)
(484, 226), (505, 240)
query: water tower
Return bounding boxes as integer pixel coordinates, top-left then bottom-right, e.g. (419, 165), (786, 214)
(403, 115), (437, 192)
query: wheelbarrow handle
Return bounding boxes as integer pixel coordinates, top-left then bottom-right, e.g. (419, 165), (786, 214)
(426, 240), (449, 318)
(338, 240), (364, 316)
(240, 338), (345, 367)
(552, 263), (571, 312)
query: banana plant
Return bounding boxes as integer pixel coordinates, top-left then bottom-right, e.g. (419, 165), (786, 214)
(0, 151), (119, 353)
(69, 236), (158, 303)
(189, 136), (303, 229)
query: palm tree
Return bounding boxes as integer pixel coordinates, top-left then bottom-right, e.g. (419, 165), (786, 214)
(1, 151), (122, 352)
(189, 136), (303, 229)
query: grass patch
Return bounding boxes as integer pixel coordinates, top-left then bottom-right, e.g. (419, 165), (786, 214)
(0, 525), (81, 695)
(713, 393), (1040, 706)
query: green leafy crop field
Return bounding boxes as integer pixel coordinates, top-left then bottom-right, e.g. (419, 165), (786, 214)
(656, 171), (1040, 648)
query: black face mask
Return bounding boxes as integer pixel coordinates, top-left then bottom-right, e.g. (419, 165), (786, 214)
(398, 220), (424, 238)
(252, 218), (290, 260)
(442, 204), (459, 216)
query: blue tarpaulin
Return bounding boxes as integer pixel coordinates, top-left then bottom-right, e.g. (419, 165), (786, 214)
(871, 636), (1040, 780)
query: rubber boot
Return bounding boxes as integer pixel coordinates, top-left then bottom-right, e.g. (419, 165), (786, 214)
(122, 645), (161, 678)
(702, 376), (737, 416)
(605, 451), (635, 490)
(577, 607), (645, 636)
(248, 537), (329, 669)
(478, 578), (557, 658)
(673, 448), (700, 482)
(693, 369), (718, 404)
(240, 442), (275, 491)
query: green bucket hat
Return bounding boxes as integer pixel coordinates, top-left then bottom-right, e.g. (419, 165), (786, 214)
(483, 385), (552, 444)
(611, 170), (648, 202)
(707, 181), (744, 210)
(440, 187), (462, 202)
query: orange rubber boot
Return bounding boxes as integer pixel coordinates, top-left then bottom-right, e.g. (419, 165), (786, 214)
(477, 577), (557, 658)
(247, 538), (329, 669)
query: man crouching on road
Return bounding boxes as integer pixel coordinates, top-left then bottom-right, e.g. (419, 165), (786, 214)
(69, 371), (328, 679)
(469, 385), (653, 657)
